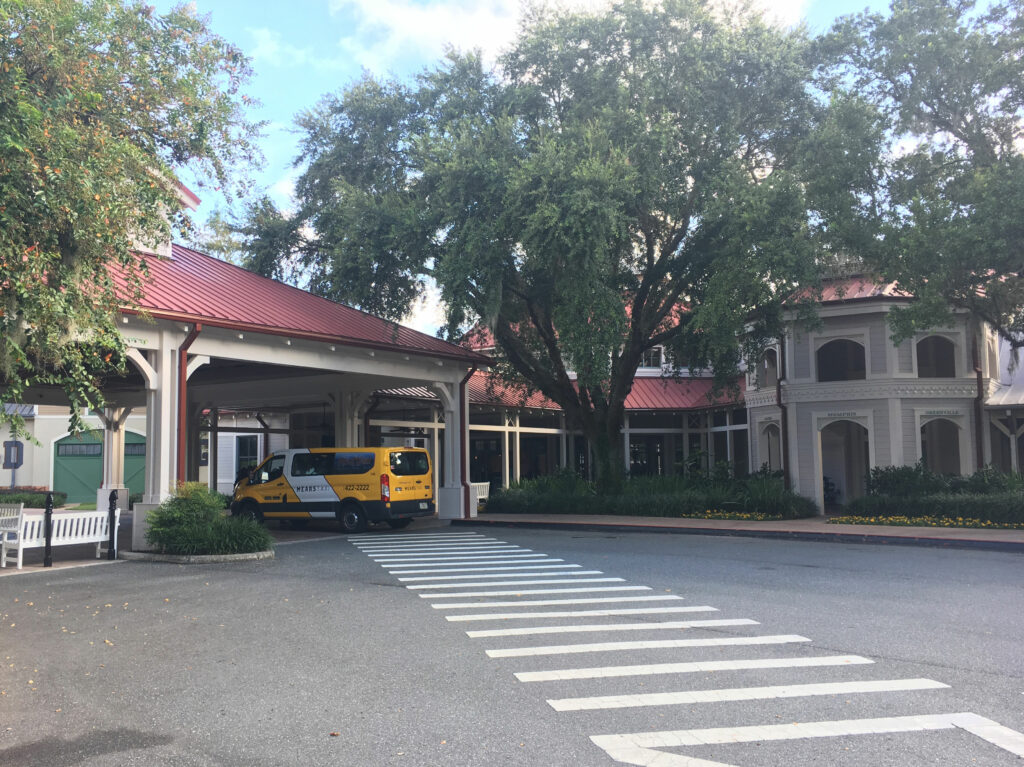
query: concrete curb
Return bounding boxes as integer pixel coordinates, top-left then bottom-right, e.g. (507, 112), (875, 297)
(451, 518), (1024, 553)
(118, 549), (275, 564)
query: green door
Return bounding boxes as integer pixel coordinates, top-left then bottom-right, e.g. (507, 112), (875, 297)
(54, 430), (147, 504)
(53, 431), (102, 504)
(124, 431), (146, 498)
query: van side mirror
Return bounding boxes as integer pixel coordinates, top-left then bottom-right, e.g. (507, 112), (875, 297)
(248, 470), (257, 485)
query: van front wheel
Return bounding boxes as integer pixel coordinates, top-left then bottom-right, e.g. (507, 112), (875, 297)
(237, 500), (262, 523)
(338, 504), (368, 534)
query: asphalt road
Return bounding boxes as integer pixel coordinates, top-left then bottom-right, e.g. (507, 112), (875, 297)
(1, 527), (1022, 766)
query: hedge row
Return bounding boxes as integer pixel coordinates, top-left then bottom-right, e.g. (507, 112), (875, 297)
(0, 490), (68, 508)
(486, 471), (818, 519)
(845, 492), (1024, 524)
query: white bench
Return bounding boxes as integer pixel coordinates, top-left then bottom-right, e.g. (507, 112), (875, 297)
(0, 503), (22, 546)
(1, 507), (121, 569)
(471, 482), (490, 509)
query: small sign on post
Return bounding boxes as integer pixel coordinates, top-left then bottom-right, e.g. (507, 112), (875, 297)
(43, 491), (53, 567)
(107, 490), (118, 561)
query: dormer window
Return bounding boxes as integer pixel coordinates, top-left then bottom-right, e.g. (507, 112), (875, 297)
(640, 347), (663, 368)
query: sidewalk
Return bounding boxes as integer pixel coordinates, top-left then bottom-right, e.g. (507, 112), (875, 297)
(453, 511), (1024, 552)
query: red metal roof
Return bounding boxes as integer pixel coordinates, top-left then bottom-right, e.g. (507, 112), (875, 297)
(624, 376), (744, 410)
(797, 276), (912, 305)
(114, 244), (488, 364)
(379, 372), (742, 412)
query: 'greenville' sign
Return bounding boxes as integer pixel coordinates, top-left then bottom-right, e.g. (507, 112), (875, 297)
(923, 410), (960, 417)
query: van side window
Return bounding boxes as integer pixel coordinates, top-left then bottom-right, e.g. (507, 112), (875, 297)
(390, 451), (430, 476)
(290, 452), (325, 475)
(330, 452), (376, 475)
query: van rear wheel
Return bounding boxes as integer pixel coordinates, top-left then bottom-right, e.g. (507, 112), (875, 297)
(388, 518), (413, 530)
(338, 504), (368, 533)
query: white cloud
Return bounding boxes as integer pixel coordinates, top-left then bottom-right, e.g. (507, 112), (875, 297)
(328, 0), (809, 77)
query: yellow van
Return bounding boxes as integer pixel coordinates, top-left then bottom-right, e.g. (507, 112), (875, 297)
(230, 447), (435, 532)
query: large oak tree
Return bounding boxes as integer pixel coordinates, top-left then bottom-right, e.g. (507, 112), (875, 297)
(829, 0), (1024, 349)
(262, 0), (875, 483)
(0, 0), (261, 435)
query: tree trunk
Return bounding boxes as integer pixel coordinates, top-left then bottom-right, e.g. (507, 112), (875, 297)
(588, 416), (625, 495)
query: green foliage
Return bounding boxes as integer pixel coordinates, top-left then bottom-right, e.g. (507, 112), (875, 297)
(146, 482), (272, 555)
(865, 462), (946, 497)
(845, 492), (1024, 525)
(249, 0), (877, 484)
(825, 0), (1024, 348)
(865, 463), (1024, 497)
(0, 0), (261, 437)
(0, 489), (67, 508)
(487, 472), (817, 520)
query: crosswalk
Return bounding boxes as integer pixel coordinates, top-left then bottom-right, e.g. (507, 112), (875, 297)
(349, 531), (1024, 765)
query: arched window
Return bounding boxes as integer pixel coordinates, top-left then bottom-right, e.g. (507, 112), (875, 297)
(816, 339), (866, 382)
(921, 418), (961, 475)
(760, 423), (781, 472)
(759, 349), (778, 388)
(917, 336), (956, 378)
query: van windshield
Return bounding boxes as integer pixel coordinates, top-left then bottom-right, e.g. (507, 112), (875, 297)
(390, 451), (430, 476)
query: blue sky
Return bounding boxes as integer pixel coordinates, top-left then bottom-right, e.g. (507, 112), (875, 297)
(152, 0), (889, 219)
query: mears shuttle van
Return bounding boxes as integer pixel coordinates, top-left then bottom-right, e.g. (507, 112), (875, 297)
(230, 447), (434, 532)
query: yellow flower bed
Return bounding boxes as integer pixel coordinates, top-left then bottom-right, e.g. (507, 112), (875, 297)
(828, 515), (1024, 529)
(687, 510), (779, 521)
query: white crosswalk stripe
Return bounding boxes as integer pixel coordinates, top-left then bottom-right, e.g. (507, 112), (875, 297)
(419, 586), (651, 598)
(379, 556), (555, 567)
(370, 553), (541, 562)
(486, 633), (799, 658)
(547, 678), (950, 712)
(397, 570), (602, 581)
(515, 654), (874, 682)
(445, 605), (701, 620)
(407, 577), (625, 590)
(349, 532), (1024, 766)
(388, 563), (576, 574)
(466, 614), (731, 637)
(435, 596), (685, 611)
(370, 548), (528, 557)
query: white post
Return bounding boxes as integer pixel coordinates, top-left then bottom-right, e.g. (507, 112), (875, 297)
(512, 411), (521, 483)
(501, 410), (510, 489)
(431, 379), (474, 519)
(623, 413), (631, 474)
(96, 406), (131, 515)
(559, 413), (568, 469)
(133, 336), (177, 550)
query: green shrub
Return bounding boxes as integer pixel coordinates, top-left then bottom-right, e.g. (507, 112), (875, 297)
(864, 463), (1024, 498)
(146, 482), (273, 555)
(487, 472), (817, 519)
(0, 490), (68, 508)
(845, 492), (1024, 524)
(865, 462), (946, 497)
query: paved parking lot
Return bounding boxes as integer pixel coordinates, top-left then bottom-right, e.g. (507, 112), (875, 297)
(2, 526), (1023, 766)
